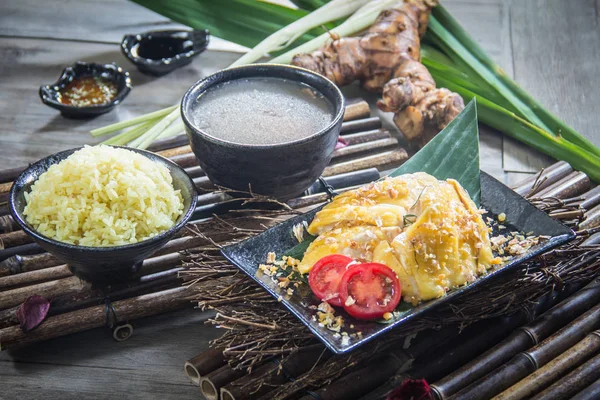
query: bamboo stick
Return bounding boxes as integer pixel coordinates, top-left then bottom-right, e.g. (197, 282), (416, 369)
(184, 348), (227, 386)
(296, 354), (405, 400)
(0, 264), (71, 290)
(221, 347), (327, 400)
(343, 129), (392, 145)
(0, 165), (28, 184)
(0, 253), (59, 277)
(323, 149), (408, 176)
(0, 285), (195, 349)
(0, 243), (45, 262)
(510, 161), (572, 196)
(493, 330), (600, 400)
(530, 351), (600, 400)
(0, 215), (18, 234)
(431, 278), (600, 399)
(0, 275), (90, 310)
(343, 100), (371, 122)
(157, 145), (192, 159)
(579, 185), (600, 211)
(331, 138), (398, 160)
(447, 303), (600, 400)
(200, 364), (246, 400)
(0, 230), (30, 248)
(0, 182), (11, 195)
(534, 171), (591, 199)
(579, 203), (600, 230)
(340, 117), (382, 134)
(184, 165), (205, 179)
(0, 269), (181, 329)
(570, 376), (600, 400)
(147, 134), (189, 153)
(170, 152), (200, 169)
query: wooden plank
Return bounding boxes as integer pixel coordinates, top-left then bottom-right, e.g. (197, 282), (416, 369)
(506, 0), (600, 172)
(0, 38), (240, 165)
(0, 309), (219, 399)
(0, 0), (246, 52)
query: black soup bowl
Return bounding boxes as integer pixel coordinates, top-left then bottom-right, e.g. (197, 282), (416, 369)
(181, 64), (345, 200)
(9, 146), (197, 284)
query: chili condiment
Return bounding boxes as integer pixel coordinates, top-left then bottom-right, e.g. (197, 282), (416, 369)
(58, 76), (118, 107)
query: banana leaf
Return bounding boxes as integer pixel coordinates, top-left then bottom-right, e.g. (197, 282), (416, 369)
(390, 99), (481, 204)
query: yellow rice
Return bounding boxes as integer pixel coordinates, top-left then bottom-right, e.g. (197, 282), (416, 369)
(23, 145), (184, 247)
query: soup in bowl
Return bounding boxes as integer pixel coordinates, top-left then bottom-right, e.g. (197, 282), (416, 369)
(181, 64), (345, 200)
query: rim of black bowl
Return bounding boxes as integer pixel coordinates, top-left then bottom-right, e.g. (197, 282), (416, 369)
(121, 29), (210, 66)
(9, 146), (197, 252)
(39, 61), (132, 113)
(180, 63), (346, 150)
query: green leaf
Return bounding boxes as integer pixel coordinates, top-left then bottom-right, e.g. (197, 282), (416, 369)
(390, 99), (481, 205)
(284, 234), (317, 260)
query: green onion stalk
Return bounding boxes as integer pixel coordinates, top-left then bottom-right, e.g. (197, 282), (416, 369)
(92, 0), (600, 181)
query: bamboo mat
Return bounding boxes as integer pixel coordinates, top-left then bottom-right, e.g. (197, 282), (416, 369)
(0, 101), (599, 399)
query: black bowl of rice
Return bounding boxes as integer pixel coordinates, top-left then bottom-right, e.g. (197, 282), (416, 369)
(9, 145), (197, 283)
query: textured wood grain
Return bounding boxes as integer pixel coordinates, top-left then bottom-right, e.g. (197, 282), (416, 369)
(505, 0), (600, 172)
(0, 309), (220, 400)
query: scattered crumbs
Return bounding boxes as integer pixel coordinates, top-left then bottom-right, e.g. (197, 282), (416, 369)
(498, 213), (506, 222)
(383, 312), (393, 321)
(344, 295), (356, 307)
(350, 324), (355, 329)
(341, 333), (350, 346)
(292, 223), (304, 243)
(498, 225), (506, 230)
(333, 333), (341, 339)
(266, 252), (276, 264)
(277, 295), (283, 302)
(286, 288), (294, 296)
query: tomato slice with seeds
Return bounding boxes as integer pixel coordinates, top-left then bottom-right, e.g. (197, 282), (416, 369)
(308, 254), (354, 307)
(338, 263), (401, 320)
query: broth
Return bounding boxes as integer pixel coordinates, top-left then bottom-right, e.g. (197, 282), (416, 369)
(191, 77), (334, 145)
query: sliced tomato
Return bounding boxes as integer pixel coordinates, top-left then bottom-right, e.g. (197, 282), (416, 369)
(338, 263), (401, 320)
(308, 254), (354, 307)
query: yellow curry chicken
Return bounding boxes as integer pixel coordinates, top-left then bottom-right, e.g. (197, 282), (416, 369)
(299, 172), (499, 305)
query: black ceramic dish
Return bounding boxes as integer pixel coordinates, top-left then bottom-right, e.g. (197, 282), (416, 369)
(221, 172), (574, 354)
(181, 64), (346, 200)
(39, 62), (132, 118)
(9, 146), (197, 284)
(121, 29), (210, 76)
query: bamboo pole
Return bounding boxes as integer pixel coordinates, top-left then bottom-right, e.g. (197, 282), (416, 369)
(534, 171), (591, 199)
(340, 117), (382, 134)
(431, 278), (600, 399)
(530, 351), (600, 400)
(331, 138), (399, 160)
(0, 285), (195, 349)
(221, 347), (327, 400)
(0, 253), (59, 277)
(0, 275), (90, 310)
(579, 203), (600, 230)
(184, 348), (227, 386)
(447, 303), (600, 400)
(0, 243), (45, 262)
(200, 364), (246, 400)
(0, 264), (71, 290)
(0, 165), (28, 184)
(493, 330), (600, 400)
(296, 354), (405, 400)
(323, 149), (408, 176)
(343, 100), (371, 122)
(570, 376), (600, 400)
(0, 230), (31, 248)
(0, 215), (18, 234)
(510, 161), (572, 196)
(579, 185), (600, 211)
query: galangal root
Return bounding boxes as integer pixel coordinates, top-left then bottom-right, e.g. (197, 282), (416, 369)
(292, 0), (463, 145)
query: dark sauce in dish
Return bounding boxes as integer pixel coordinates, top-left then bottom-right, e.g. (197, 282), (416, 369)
(58, 76), (118, 107)
(134, 36), (194, 60)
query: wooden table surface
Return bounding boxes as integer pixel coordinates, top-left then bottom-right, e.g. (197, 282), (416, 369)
(1, 1), (599, 399)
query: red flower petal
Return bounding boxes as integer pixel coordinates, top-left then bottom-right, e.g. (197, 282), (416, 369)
(386, 378), (432, 400)
(335, 137), (349, 150)
(16, 295), (51, 332)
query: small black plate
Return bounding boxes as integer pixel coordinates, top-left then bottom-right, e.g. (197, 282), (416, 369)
(221, 172), (574, 354)
(121, 29), (210, 76)
(39, 61), (131, 118)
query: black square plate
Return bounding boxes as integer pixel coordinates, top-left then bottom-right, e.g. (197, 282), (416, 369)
(221, 172), (574, 354)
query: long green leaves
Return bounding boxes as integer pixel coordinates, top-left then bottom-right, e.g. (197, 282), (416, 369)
(391, 99), (481, 204)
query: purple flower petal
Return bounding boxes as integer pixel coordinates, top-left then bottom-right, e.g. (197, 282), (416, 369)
(335, 137), (349, 150)
(16, 295), (51, 332)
